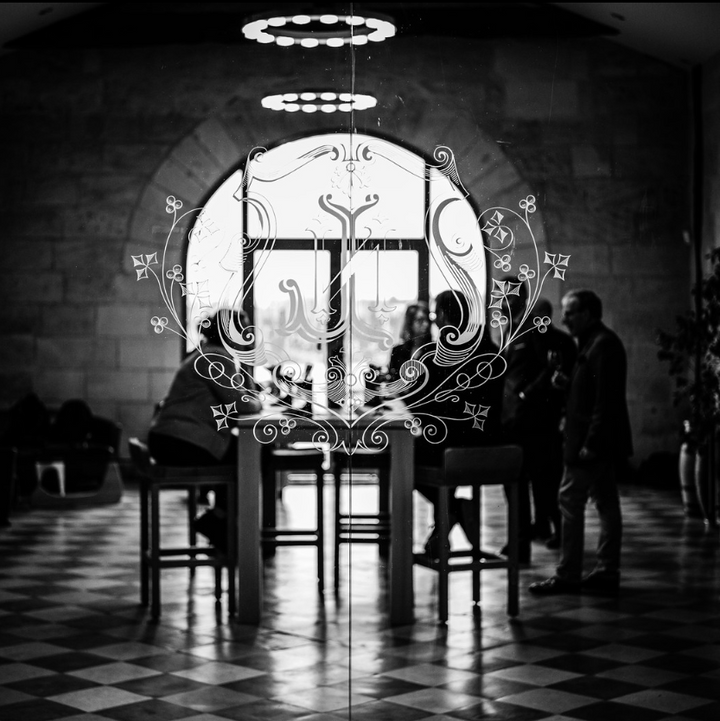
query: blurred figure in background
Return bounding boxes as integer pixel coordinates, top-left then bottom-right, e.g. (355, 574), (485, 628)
(365, 301), (431, 407)
(413, 290), (504, 555)
(501, 290), (576, 563)
(149, 309), (261, 545)
(387, 301), (433, 382)
(149, 309), (260, 466)
(530, 289), (632, 595)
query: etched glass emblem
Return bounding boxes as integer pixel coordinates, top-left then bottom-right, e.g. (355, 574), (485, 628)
(135, 133), (568, 453)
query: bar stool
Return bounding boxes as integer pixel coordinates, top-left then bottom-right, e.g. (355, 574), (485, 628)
(332, 448), (390, 591)
(414, 445), (523, 623)
(262, 444), (327, 592)
(35, 460), (66, 496)
(128, 437), (237, 620)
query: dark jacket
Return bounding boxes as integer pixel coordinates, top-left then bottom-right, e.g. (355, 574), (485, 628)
(564, 322), (632, 463)
(502, 323), (576, 438)
(412, 333), (504, 465)
(150, 342), (260, 460)
(388, 340), (416, 383)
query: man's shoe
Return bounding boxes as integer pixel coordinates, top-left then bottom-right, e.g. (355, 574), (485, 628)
(531, 523), (551, 541)
(458, 499), (479, 547)
(528, 576), (581, 595)
(423, 528), (440, 558)
(582, 571), (620, 594)
(423, 511), (458, 559)
(193, 510), (227, 553)
(500, 543), (531, 564)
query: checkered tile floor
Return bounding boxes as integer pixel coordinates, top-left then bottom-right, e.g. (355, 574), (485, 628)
(1, 479), (719, 720)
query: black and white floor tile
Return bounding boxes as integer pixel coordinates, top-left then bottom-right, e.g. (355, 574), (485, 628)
(1, 476), (719, 720)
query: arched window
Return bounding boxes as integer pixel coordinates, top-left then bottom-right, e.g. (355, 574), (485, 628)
(185, 132), (485, 398)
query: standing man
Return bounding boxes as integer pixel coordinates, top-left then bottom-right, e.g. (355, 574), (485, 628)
(501, 284), (576, 563)
(502, 295), (576, 559)
(529, 289), (632, 594)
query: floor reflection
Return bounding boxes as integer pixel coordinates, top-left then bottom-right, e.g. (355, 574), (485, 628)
(1, 479), (719, 720)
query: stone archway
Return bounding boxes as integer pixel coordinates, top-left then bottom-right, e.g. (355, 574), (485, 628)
(122, 105), (550, 444)
(128, 108), (546, 269)
(125, 106), (551, 388)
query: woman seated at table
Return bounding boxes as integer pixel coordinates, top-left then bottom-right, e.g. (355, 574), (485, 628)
(387, 301), (433, 383)
(364, 302), (431, 406)
(148, 309), (261, 544)
(411, 290), (504, 555)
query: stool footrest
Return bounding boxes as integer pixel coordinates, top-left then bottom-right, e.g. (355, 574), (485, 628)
(338, 525), (390, 534)
(155, 546), (220, 557)
(414, 552), (510, 569)
(263, 529), (321, 538)
(338, 535), (391, 543)
(149, 557), (230, 570)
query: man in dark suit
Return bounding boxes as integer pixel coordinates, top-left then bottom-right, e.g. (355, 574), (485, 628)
(530, 289), (632, 594)
(502, 294), (576, 561)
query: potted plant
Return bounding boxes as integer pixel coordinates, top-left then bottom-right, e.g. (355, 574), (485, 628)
(657, 247), (720, 526)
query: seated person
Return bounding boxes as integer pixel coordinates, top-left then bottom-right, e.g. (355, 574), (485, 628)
(411, 290), (504, 555)
(388, 301), (433, 382)
(148, 309), (261, 546)
(0, 392), (51, 501)
(149, 308), (261, 465)
(44, 399), (116, 494)
(365, 302), (432, 406)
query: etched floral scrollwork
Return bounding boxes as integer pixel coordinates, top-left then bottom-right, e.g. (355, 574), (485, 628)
(136, 136), (570, 453)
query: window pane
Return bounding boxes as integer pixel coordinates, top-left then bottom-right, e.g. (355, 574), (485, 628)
(348, 250), (419, 371)
(253, 249), (331, 385)
(186, 133), (488, 402)
(428, 165), (486, 315)
(246, 133), (426, 240)
(185, 169), (245, 349)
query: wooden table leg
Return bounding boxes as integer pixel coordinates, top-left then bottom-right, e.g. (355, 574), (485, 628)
(236, 429), (263, 624)
(388, 429), (414, 626)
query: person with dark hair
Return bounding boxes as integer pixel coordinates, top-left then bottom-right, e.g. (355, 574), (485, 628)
(434, 288), (467, 328)
(3, 393), (50, 450)
(501, 290), (576, 563)
(148, 309), (261, 545)
(48, 399), (94, 446)
(0, 392), (51, 504)
(148, 309), (260, 467)
(413, 289), (504, 555)
(388, 301), (432, 383)
(530, 288), (632, 595)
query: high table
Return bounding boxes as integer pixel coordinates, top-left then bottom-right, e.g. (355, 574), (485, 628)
(234, 403), (415, 626)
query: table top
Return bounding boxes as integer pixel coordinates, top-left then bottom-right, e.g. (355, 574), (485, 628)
(235, 399), (410, 425)
(234, 398), (414, 453)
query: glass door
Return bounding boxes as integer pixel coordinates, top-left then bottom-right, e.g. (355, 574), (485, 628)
(172, 2), (571, 702)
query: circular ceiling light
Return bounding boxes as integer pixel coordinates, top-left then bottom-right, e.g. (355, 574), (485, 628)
(261, 92), (377, 114)
(242, 11), (395, 47)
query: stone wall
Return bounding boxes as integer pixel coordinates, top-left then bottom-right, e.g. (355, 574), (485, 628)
(0, 33), (692, 462)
